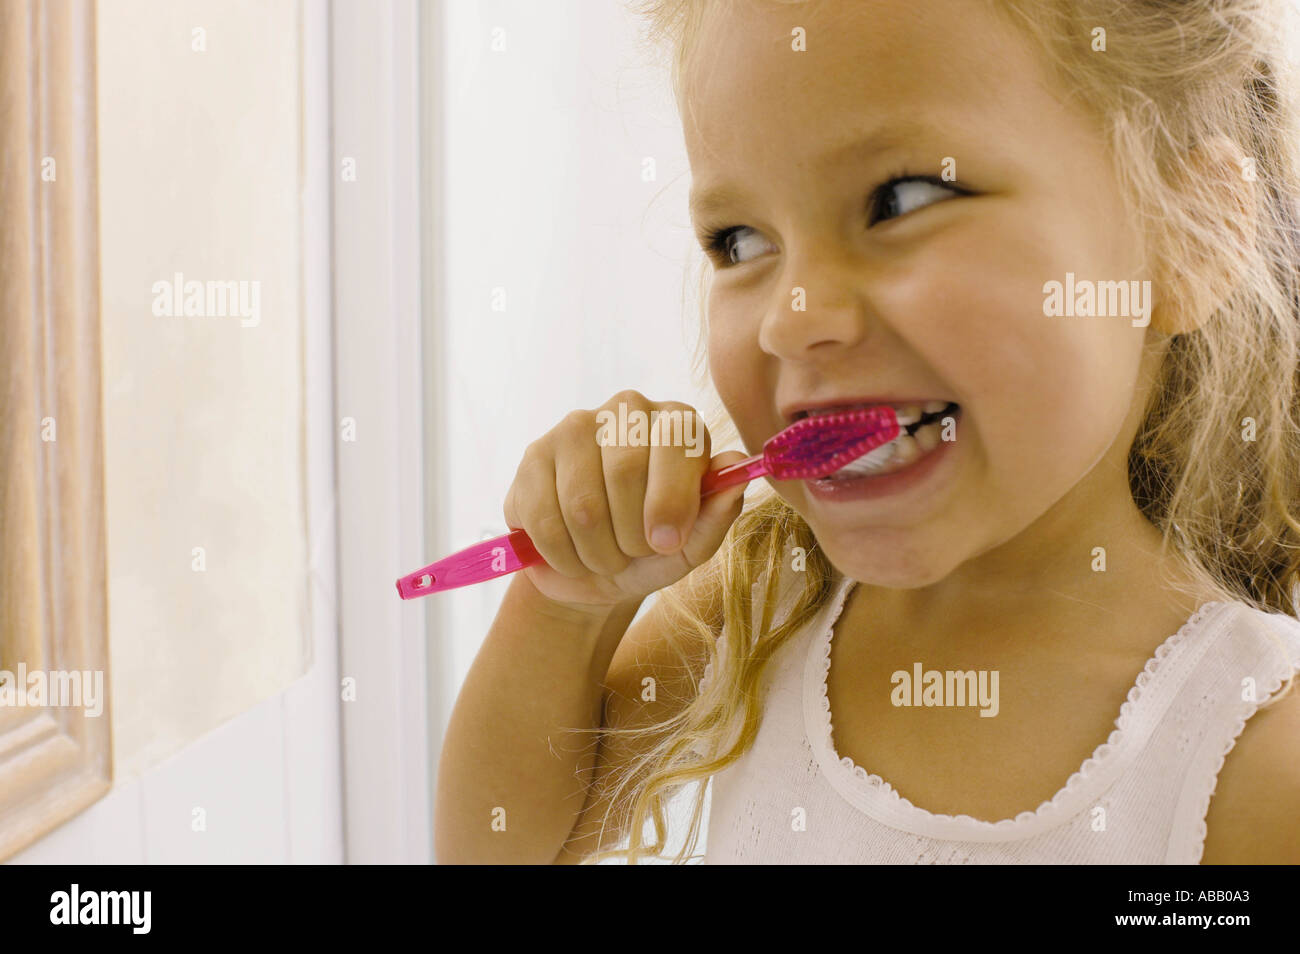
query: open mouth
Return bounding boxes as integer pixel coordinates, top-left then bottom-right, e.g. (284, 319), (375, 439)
(804, 401), (960, 480)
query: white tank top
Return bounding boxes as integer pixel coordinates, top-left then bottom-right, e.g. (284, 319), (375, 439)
(697, 565), (1300, 864)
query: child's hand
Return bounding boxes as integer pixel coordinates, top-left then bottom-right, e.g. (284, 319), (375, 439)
(502, 391), (748, 615)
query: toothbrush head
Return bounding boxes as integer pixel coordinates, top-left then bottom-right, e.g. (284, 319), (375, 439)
(764, 406), (900, 480)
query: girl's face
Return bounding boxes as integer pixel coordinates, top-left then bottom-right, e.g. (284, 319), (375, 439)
(688, 0), (1166, 588)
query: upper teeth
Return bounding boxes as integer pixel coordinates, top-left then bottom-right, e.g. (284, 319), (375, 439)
(894, 405), (923, 427)
(798, 401), (953, 427)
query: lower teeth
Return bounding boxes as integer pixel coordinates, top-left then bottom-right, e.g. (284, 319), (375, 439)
(822, 414), (950, 480)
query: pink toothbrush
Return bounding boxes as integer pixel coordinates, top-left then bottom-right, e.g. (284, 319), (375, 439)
(395, 405), (899, 599)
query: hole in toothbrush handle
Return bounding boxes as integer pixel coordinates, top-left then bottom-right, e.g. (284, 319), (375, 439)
(395, 528), (544, 599)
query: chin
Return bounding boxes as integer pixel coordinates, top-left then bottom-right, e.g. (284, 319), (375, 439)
(818, 539), (958, 589)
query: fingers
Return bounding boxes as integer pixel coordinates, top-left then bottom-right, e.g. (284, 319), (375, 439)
(642, 404), (712, 554)
(601, 438), (655, 560)
(502, 391), (744, 592)
(679, 450), (748, 565)
(503, 444), (587, 578)
(554, 412), (631, 577)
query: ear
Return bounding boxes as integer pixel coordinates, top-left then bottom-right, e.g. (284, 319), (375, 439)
(1151, 134), (1259, 336)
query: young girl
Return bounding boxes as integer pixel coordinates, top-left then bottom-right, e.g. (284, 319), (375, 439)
(433, 0), (1300, 865)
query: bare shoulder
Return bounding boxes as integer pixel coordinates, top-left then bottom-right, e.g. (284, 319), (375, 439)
(1201, 680), (1300, 864)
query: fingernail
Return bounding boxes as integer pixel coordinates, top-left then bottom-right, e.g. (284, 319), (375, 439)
(650, 525), (680, 551)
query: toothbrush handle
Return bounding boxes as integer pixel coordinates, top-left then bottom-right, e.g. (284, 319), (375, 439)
(395, 529), (542, 599)
(396, 453), (768, 599)
(699, 452), (767, 497)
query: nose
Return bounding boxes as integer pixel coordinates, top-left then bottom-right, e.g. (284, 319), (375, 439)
(756, 248), (872, 358)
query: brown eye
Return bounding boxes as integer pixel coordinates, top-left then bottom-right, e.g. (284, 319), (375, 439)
(703, 225), (773, 267)
(870, 176), (963, 225)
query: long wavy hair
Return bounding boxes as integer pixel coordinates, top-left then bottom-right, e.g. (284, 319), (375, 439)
(581, 0), (1300, 863)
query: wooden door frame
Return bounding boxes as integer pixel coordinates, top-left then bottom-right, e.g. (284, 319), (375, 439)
(0, 0), (111, 861)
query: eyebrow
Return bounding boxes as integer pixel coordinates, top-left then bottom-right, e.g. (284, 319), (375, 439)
(688, 120), (939, 222)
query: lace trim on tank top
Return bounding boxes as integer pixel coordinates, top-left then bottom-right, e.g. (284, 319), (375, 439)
(802, 573), (1230, 843)
(1176, 613), (1300, 862)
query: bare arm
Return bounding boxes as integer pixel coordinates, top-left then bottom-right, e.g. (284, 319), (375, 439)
(434, 391), (742, 865)
(433, 571), (645, 865)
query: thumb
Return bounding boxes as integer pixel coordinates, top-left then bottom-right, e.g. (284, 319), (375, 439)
(680, 450), (749, 565)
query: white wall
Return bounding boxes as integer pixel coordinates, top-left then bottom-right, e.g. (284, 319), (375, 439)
(428, 0), (715, 860)
(433, 0), (712, 700)
(331, 0), (434, 863)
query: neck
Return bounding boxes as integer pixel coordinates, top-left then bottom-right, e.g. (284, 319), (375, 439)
(863, 472), (1205, 653)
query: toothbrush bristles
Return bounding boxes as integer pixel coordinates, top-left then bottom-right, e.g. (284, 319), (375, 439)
(764, 406), (901, 480)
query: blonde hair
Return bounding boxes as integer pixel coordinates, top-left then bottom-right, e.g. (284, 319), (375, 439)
(582, 0), (1300, 863)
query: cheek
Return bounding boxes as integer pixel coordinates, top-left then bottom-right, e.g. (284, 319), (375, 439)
(878, 228), (1145, 475)
(1016, 323), (1146, 462)
(706, 304), (760, 399)
(705, 322), (740, 405)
